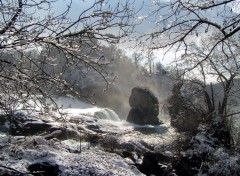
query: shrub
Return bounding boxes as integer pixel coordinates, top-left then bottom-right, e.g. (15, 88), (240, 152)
(99, 134), (119, 151)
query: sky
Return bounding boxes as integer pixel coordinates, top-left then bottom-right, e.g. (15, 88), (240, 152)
(34, 0), (240, 68)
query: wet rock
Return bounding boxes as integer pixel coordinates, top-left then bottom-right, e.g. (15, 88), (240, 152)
(0, 113), (53, 135)
(120, 140), (151, 154)
(28, 162), (59, 176)
(22, 122), (52, 135)
(126, 87), (160, 125)
(155, 152), (173, 164)
(139, 151), (174, 176)
(60, 129), (80, 140)
(86, 124), (100, 131)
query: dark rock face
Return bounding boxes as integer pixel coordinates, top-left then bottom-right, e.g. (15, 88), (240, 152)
(0, 113), (52, 135)
(140, 152), (160, 175)
(28, 162), (59, 176)
(126, 87), (160, 125)
(0, 113), (81, 140)
(139, 151), (175, 176)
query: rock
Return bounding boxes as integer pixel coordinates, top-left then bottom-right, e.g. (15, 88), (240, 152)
(22, 122), (53, 135)
(139, 151), (174, 176)
(86, 124), (101, 131)
(44, 130), (62, 140)
(126, 87), (160, 125)
(28, 162), (59, 176)
(121, 151), (133, 158)
(0, 113), (53, 135)
(0, 113), (83, 140)
(141, 152), (160, 165)
(155, 152), (173, 164)
(51, 128), (80, 140)
(120, 140), (151, 155)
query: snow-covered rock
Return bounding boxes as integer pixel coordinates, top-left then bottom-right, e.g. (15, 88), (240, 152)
(173, 117), (240, 176)
(0, 136), (143, 176)
(0, 98), (177, 175)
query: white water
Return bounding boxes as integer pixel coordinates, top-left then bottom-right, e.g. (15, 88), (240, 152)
(50, 97), (121, 121)
(94, 108), (120, 121)
(55, 97), (240, 150)
(10, 95), (175, 146)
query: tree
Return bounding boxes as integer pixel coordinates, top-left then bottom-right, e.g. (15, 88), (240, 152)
(139, 0), (240, 66)
(132, 52), (144, 68)
(139, 1), (240, 139)
(138, 0), (240, 114)
(165, 33), (240, 139)
(0, 0), (137, 115)
(155, 61), (167, 76)
(178, 33), (240, 117)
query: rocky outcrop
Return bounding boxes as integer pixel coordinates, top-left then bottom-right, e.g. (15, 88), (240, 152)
(126, 87), (161, 125)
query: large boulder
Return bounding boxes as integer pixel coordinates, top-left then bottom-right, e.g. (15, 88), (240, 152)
(126, 87), (161, 125)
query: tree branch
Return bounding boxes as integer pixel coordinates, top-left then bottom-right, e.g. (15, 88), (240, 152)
(0, 0), (23, 35)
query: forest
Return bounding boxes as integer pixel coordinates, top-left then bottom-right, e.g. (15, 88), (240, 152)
(0, 0), (240, 176)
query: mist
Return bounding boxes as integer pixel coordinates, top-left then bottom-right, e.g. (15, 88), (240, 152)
(91, 47), (174, 122)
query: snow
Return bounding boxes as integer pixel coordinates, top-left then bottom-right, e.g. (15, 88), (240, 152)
(209, 149), (240, 175)
(178, 120), (240, 175)
(0, 98), (177, 175)
(4, 97), (239, 175)
(0, 133), (142, 176)
(0, 135), (143, 176)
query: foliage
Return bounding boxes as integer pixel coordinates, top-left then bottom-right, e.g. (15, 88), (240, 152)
(139, 0), (240, 58)
(165, 36), (240, 144)
(0, 0), (138, 114)
(167, 80), (208, 133)
(99, 134), (119, 151)
(142, 1), (240, 140)
(173, 116), (238, 176)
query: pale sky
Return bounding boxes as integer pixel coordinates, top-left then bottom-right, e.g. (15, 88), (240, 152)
(49, 0), (239, 68)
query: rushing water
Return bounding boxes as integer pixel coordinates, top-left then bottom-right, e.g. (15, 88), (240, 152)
(53, 97), (178, 150)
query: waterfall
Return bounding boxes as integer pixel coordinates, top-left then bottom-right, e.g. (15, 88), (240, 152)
(94, 108), (120, 121)
(53, 97), (120, 121)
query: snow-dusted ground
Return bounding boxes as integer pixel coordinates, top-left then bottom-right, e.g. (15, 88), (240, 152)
(0, 98), (177, 175)
(0, 134), (143, 176)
